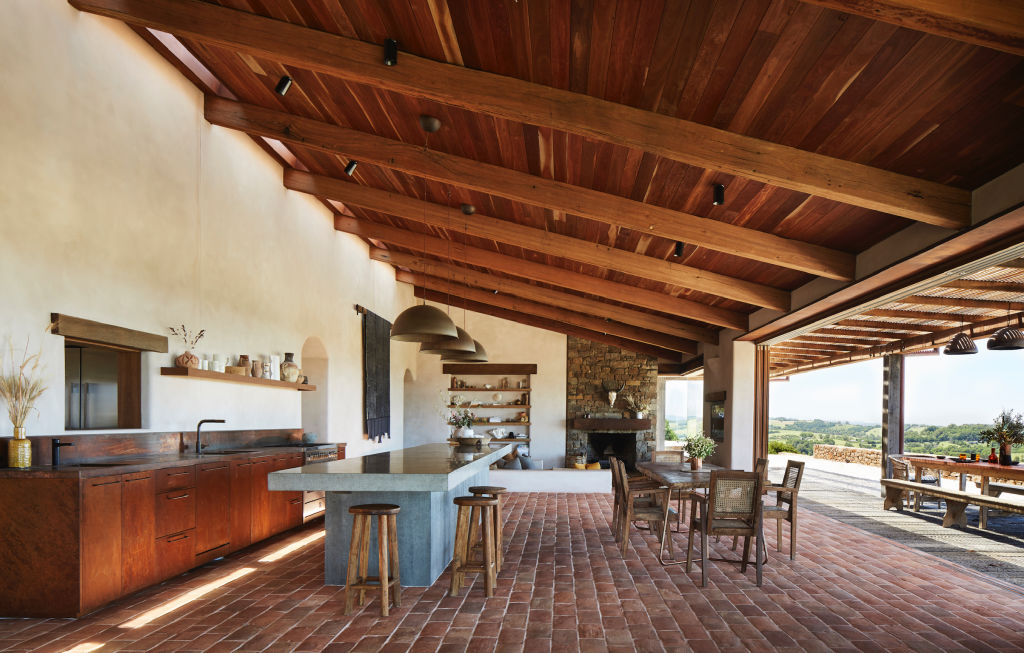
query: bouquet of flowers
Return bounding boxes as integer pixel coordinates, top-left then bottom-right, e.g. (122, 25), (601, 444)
(448, 408), (476, 428)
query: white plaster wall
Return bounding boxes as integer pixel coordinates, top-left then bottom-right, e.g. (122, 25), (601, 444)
(0, 1), (416, 457)
(700, 332), (755, 471)
(402, 304), (567, 464)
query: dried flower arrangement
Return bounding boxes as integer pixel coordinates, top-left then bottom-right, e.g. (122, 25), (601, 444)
(621, 389), (655, 414)
(0, 335), (48, 431)
(169, 324), (206, 350)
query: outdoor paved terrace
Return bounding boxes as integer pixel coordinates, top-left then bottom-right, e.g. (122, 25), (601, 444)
(3, 486), (1023, 653)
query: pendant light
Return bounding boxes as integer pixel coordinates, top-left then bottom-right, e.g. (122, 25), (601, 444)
(943, 332), (977, 355)
(441, 338), (488, 362)
(987, 305), (1024, 350)
(390, 118), (459, 343)
(419, 326), (476, 355)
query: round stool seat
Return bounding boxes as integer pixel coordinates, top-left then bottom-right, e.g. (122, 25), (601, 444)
(468, 485), (508, 496)
(454, 495), (498, 508)
(349, 503), (401, 515)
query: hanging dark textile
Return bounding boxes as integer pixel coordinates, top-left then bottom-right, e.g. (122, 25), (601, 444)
(362, 309), (391, 443)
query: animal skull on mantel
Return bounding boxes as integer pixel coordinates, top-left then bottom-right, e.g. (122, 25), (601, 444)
(601, 380), (625, 406)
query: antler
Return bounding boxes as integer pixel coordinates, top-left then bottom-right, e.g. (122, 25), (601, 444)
(601, 380), (625, 392)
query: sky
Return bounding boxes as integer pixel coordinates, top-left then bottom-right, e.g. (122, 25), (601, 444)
(769, 345), (1024, 425)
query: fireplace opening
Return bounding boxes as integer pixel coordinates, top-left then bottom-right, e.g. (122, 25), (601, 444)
(584, 432), (637, 470)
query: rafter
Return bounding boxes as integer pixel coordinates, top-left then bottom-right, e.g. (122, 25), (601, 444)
(415, 288), (682, 361)
(798, 0), (1024, 57)
(203, 98), (856, 279)
(862, 308), (987, 322)
(70, 0), (970, 228)
(940, 279), (1024, 294)
(813, 328), (898, 340)
(792, 334), (886, 347)
(373, 248), (706, 344)
(334, 215), (737, 334)
(398, 272), (696, 355)
(834, 319), (943, 333)
(285, 170), (789, 310)
(899, 295), (1024, 311)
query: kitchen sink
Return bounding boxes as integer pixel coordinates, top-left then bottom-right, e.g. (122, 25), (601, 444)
(217, 449), (262, 454)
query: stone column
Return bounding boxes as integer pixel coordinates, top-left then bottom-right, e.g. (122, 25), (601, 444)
(881, 353), (905, 485)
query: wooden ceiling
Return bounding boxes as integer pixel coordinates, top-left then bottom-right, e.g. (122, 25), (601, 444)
(768, 257), (1024, 375)
(70, 0), (1024, 361)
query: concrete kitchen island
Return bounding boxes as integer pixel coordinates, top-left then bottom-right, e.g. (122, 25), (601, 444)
(269, 442), (513, 586)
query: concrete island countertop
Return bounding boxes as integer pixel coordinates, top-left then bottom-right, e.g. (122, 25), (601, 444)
(269, 442), (515, 492)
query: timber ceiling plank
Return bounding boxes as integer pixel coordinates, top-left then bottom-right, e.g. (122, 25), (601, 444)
(374, 247), (709, 345)
(284, 169), (790, 310)
(399, 271), (697, 355)
(333, 213), (735, 335)
(415, 287), (682, 362)
(205, 97), (855, 279)
(71, 0), (971, 228)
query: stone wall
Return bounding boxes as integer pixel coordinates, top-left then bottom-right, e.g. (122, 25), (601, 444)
(566, 336), (657, 466)
(813, 445), (883, 466)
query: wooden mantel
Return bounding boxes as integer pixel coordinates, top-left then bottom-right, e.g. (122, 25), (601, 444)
(571, 418), (651, 431)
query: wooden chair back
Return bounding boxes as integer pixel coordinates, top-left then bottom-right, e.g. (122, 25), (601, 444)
(776, 460), (805, 511)
(890, 457), (909, 481)
(706, 470), (763, 529)
(651, 450), (684, 463)
(608, 455), (621, 495)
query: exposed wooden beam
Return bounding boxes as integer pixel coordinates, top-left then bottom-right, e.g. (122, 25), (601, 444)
(286, 170), (789, 310)
(400, 271), (697, 355)
(835, 319), (943, 332)
(373, 248), (707, 344)
(774, 312), (1024, 375)
(862, 308), (987, 322)
(994, 258), (1024, 269)
(658, 356), (704, 376)
(900, 295), (1024, 311)
(813, 328), (898, 340)
(773, 344), (853, 354)
(792, 334), (885, 347)
(335, 215), (738, 334)
(799, 0), (1024, 57)
(940, 279), (1024, 294)
(415, 287), (682, 361)
(204, 99), (857, 280)
(70, 0), (970, 228)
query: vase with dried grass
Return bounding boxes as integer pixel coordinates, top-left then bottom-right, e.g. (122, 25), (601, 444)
(169, 324), (205, 369)
(1, 337), (48, 468)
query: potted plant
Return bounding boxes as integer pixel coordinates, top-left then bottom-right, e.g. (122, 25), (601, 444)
(684, 434), (717, 471)
(622, 390), (654, 419)
(449, 408), (476, 439)
(1, 336), (48, 468)
(979, 409), (1024, 465)
(169, 324), (205, 369)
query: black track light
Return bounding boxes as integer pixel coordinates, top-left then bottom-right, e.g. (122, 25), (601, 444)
(461, 203), (475, 215)
(712, 184), (725, 206)
(674, 241), (684, 257)
(274, 75), (292, 96)
(383, 38), (398, 66)
(344, 160), (358, 176)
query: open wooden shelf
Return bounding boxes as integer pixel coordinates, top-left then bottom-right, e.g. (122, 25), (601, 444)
(448, 438), (531, 444)
(449, 404), (530, 409)
(472, 421), (530, 427)
(449, 387), (531, 392)
(160, 367), (317, 391)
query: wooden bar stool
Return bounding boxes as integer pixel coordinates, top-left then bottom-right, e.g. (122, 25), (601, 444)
(449, 496), (498, 598)
(468, 485), (508, 572)
(344, 504), (401, 616)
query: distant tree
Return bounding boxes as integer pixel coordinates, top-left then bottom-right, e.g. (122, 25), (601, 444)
(664, 422), (679, 441)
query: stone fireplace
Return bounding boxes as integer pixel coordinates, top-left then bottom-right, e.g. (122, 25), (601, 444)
(565, 336), (658, 468)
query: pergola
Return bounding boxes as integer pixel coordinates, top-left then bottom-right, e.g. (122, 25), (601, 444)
(68, 0), (1024, 469)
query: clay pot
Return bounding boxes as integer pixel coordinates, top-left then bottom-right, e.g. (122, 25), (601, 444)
(280, 352), (300, 383)
(690, 457), (702, 471)
(175, 351), (199, 369)
(251, 359), (261, 377)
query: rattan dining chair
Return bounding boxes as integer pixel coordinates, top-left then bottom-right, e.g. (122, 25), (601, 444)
(615, 459), (674, 556)
(608, 456), (661, 543)
(891, 456), (942, 509)
(762, 459), (804, 560)
(651, 450), (687, 530)
(686, 469), (765, 587)
(651, 450), (684, 463)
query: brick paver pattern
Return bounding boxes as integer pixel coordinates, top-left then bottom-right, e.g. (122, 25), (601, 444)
(1, 492), (1022, 652)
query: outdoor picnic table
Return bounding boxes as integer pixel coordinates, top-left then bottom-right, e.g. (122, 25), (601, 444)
(904, 456), (1024, 529)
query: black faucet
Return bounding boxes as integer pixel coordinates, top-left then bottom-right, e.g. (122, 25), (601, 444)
(52, 438), (74, 467)
(195, 419), (226, 455)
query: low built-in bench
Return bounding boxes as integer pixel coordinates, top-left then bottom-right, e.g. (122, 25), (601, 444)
(881, 479), (1024, 528)
(490, 468), (611, 493)
(974, 481), (1024, 498)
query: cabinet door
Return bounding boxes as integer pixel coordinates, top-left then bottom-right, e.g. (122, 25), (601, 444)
(155, 488), (196, 538)
(271, 454), (303, 534)
(156, 530), (195, 579)
(121, 471), (156, 595)
(250, 457), (273, 542)
(229, 461), (253, 553)
(81, 476), (122, 613)
(195, 463), (230, 557)
(285, 454), (304, 529)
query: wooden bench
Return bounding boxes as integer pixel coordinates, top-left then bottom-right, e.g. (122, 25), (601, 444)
(881, 479), (1024, 528)
(974, 481), (1024, 498)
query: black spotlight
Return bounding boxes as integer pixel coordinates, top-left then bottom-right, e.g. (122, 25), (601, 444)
(274, 75), (292, 96)
(344, 160), (358, 176)
(674, 241), (684, 257)
(461, 203), (475, 215)
(383, 38), (398, 66)
(712, 184), (725, 206)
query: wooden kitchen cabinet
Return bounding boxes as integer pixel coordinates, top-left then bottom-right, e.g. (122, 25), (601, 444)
(195, 462), (231, 561)
(121, 471), (156, 595)
(156, 529), (195, 578)
(80, 476), (123, 614)
(155, 486), (196, 537)
(271, 454), (304, 534)
(229, 460), (253, 553)
(250, 456), (274, 542)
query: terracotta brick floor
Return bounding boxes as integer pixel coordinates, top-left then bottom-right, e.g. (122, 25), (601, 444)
(2, 492), (1023, 653)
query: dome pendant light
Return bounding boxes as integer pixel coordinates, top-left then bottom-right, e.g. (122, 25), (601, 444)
(943, 331), (978, 355)
(390, 304), (458, 342)
(441, 339), (488, 362)
(420, 326), (476, 355)
(987, 326), (1024, 350)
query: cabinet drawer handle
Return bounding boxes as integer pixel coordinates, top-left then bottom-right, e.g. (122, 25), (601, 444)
(166, 492), (190, 501)
(201, 465), (228, 472)
(289, 498), (302, 505)
(90, 479), (120, 487)
(125, 476), (151, 483)
(166, 533), (190, 543)
(166, 471), (190, 477)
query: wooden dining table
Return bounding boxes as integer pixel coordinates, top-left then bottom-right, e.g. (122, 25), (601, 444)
(635, 461), (724, 565)
(904, 456), (1024, 529)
